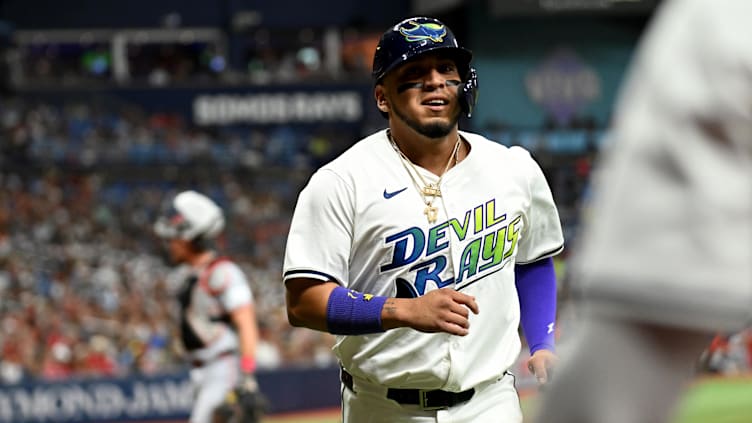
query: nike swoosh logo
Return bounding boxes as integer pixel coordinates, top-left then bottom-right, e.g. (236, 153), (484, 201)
(383, 187), (407, 199)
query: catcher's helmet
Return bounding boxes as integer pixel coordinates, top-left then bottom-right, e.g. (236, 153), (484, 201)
(153, 190), (225, 241)
(372, 17), (478, 118)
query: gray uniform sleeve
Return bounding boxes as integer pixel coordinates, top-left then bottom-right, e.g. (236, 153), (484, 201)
(210, 262), (253, 311)
(571, 0), (752, 331)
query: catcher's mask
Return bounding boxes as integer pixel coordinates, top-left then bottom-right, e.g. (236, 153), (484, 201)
(153, 190), (225, 246)
(372, 16), (479, 118)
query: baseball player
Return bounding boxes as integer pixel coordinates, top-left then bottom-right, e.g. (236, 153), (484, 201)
(535, 1), (752, 422)
(283, 17), (564, 422)
(153, 190), (265, 423)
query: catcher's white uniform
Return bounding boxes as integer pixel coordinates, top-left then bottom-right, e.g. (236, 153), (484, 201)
(284, 129), (563, 422)
(178, 258), (253, 423)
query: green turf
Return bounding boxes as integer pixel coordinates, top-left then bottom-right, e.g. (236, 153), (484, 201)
(670, 378), (752, 423)
(522, 377), (752, 423)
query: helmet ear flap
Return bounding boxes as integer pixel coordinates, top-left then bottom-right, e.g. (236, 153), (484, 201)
(460, 67), (479, 119)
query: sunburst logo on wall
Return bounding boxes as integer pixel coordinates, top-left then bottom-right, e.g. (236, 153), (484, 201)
(525, 47), (601, 126)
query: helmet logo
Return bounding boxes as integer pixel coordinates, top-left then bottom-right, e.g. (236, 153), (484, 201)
(399, 21), (447, 43)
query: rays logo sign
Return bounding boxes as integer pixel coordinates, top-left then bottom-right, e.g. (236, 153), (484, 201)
(399, 21), (447, 42)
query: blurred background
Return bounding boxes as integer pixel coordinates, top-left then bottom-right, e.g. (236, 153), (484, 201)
(0, 0), (750, 422)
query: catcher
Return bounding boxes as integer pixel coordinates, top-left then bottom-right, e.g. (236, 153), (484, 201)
(153, 190), (267, 423)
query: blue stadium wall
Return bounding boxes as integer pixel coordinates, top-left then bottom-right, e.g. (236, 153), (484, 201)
(0, 366), (341, 422)
(468, 11), (645, 130)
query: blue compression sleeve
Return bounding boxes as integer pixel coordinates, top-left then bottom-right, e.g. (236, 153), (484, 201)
(326, 286), (388, 335)
(515, 257), (557, 355)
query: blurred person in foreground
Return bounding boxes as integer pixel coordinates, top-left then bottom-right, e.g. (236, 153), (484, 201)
(535, 1), (752, 422)
(154, 190), (265, 423)
(284, 16), (563, 423)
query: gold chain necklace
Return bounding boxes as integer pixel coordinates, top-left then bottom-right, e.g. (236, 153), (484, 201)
(388, 131), (461, 224)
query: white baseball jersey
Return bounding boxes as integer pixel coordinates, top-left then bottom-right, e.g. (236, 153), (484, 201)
(284, 129), (564, 391)
(571, 0), (752, 332)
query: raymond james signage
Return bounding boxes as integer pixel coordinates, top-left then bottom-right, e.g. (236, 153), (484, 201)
(193, 91), (364, 125)
(0, 366), (342, 421)
(0, 374), (193, 423)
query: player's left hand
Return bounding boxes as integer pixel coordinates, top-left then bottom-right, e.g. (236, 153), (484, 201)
(526, 349), (558, 386)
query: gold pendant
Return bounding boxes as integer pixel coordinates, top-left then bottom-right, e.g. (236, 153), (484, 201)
(423, 185), (441, 197)
(424, 205), (438, 224)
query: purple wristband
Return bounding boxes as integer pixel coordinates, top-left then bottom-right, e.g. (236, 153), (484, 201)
(515, 257), (557, 354)
(326, 286), (388, 335)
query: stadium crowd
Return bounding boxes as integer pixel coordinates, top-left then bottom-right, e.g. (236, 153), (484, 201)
(0, 98), (346, 385)
(1, 97), (749, 386)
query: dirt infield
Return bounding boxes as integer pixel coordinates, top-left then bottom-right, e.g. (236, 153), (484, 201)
(263, 407), (340, 423)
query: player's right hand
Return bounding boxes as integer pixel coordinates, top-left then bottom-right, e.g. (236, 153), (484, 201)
(385, 288), (479, 336)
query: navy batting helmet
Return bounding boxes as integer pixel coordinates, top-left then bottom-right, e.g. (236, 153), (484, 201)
(372, 17), (479, 118)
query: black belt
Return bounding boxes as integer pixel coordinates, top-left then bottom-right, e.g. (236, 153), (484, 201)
(190, 350), (235, 367)
(340, 368), (475, 410)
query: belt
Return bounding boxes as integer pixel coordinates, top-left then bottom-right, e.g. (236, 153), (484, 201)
(190, 350), (235, 367)
(340, 368), (475, 410)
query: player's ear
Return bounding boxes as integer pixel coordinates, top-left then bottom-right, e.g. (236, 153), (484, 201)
(374, 87), (389, 114)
